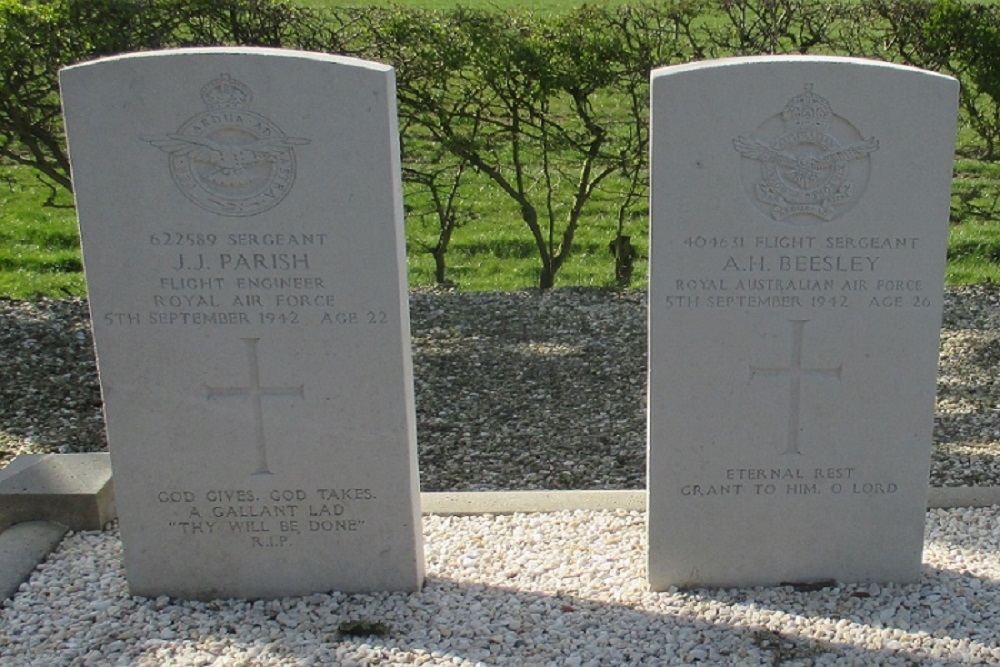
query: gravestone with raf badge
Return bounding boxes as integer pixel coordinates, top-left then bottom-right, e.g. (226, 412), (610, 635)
(647, 56), (959, 589)
(60, 47), (424, 599)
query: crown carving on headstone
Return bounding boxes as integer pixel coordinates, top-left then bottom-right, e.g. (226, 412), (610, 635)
(782, 83), (832, 128)
(200, 73), (252, 108)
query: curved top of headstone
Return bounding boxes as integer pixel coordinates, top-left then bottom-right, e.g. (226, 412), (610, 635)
(653, 53), (957, 82)
(62, 45), (393, 74)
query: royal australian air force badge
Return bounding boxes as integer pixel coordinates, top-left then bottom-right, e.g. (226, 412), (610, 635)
(734, 84), (878, 224)
(144, 74), (310, 217)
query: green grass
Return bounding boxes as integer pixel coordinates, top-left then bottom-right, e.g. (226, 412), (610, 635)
(402, 158), (648, 291)
(946, 154), (1000, 284)
(0, 156), (646, 297)
(0, 166), (85, 299)
(3, 0), (1000, 298)
(3, 144), (999, 297)
(408, 219), (648, 291)
(4, 115), (999, 297)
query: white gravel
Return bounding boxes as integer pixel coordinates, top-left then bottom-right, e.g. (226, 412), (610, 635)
(3, 507), (1000, 666)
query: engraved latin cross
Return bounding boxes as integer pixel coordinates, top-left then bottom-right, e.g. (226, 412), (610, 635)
(205, 337), (304, 475)
(749, 319), (841, 456)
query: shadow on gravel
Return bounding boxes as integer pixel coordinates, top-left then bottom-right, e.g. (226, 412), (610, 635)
(409, 289), (648, 493)
(0, 298), (105, 468)
(7, 559), (996, 665)
(5, 290), (1000, 494)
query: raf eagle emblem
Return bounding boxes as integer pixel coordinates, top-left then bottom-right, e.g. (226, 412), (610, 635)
(144, 74), (310, 217)
(146, 134), (310, 188)
(733, 84), (878, 223)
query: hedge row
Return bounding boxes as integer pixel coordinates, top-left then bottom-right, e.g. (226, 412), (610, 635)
(1, 0), (996, 287)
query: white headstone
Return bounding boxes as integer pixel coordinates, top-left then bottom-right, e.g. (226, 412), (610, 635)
(647, 56), (958, 589)
(60, 48), (424, 598)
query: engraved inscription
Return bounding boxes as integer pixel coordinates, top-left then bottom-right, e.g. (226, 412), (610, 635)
(663, 234), (931, 312)
(749, 319), (842, 455)
(734, 84), (878, 223)
(97, 230), (397, 328)
(676, 466), (898, 499)
(144, 74), (310, 217)
(205, 338), (305, 475)
(158, 486), (378, 548)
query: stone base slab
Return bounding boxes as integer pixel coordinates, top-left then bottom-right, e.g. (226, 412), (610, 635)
(0, 453), (115, 533)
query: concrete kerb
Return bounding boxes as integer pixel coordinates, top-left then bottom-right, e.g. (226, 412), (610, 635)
(2, 454), (1000, 600)
(422, 486), (1000, 514)
(0, 521), (69, 599)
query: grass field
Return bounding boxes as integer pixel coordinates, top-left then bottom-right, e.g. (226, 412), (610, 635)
(7, 150), (998, 299)
(0, 167), (84, 299)
(0, 150), (648, 298)
(2, 0), (1000, 297)
(4, 130), (1000, 298)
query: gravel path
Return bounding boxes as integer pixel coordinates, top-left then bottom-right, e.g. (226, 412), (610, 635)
(3, 508), (1000, 665)
(2, 286), (1000, 489)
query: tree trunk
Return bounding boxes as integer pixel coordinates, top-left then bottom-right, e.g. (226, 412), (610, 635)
(432, 245), (448, 284)
(539, 264), (555, 290)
